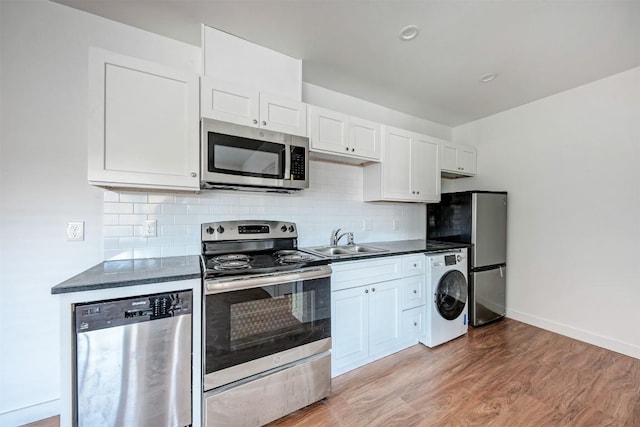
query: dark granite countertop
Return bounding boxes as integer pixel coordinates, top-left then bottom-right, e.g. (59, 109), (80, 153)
(301, 239), (468, 263)
(51, 255), (202, 295)
(52, 240), (467, 295)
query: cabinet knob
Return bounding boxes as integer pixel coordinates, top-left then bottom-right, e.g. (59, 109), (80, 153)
(413, 263), (417, 267)
(416, 191), (420, 195)
(351, 148), (355, 152)
(262, 120), (267, 126)
(414, 322), (418, 326)
(413, 289), (417, 294)
(371, 287), (375, 292)
(345, 147), (350, 151)
(190, 172), (197, 178)
(253, 119), (258, 124)
(365, 289), (369, 294)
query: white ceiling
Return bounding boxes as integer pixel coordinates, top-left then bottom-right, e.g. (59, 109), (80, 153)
(53, 0), (640, 127)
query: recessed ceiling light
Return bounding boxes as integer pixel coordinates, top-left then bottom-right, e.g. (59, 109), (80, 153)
(480, 73), (498, 83)
(399, 25), (420, 41)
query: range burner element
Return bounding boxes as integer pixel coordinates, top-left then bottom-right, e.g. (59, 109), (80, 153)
(214, 254), (250, 262)
(275, 250), (316, 264)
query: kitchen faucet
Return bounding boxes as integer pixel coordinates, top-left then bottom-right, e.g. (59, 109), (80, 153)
(330, 228), (354, 246)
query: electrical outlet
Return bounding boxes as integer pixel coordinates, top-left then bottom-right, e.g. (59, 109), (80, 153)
(67, 221), (84, 241)
(143, 219), (157, 238)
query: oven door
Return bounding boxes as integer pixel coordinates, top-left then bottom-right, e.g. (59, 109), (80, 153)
(203, 267), (331, 391)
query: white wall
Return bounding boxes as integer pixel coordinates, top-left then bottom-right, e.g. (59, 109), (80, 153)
(445, 66), (640, 359)
(0, 1), (200, 425)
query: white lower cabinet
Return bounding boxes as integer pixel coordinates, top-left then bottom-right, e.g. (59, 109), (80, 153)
(331, 254), (425, 377)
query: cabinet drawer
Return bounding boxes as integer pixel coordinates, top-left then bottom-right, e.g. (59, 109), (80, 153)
(400, 276), (424, 310)
(402, 255), (425, 276)
(331, 256), (402, 291)
(402, 306), (424, 344)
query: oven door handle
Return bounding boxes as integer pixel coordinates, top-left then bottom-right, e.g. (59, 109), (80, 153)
(205, 266), (332, 294)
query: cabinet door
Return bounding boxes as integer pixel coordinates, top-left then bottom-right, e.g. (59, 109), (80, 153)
(412, 134), (441, 202)
(88, 48), (199, 191)
(368, 281), (401, 357)
(349, 116), (381, 161)
(259, 93), (307, 136)
(200, 77), (260, 127)
(458, 146), (477, 175)
(332, 287), (369, 375)
(440, 142), (459, 172)
(309, 106), (349, 153)
(382, 126), (413, 200)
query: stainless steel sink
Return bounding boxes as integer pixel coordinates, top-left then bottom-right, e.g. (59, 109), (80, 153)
(304, 244), (388, 258)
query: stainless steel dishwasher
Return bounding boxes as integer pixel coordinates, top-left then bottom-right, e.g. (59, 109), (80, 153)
(73, 290), (193, 427)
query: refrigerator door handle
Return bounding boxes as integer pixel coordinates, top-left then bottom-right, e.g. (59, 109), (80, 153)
(499, 266), (504, 278)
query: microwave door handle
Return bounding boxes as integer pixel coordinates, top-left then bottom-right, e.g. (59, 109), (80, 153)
(284, 144), (292, 181)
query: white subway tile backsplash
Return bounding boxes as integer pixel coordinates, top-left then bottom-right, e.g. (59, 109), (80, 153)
(186, 205), (209, 215)
(161, 246), (186, 257)
(162, 204), (187, 215)
(104, 203), (133, 214)
(134, 247), (162, 259)
(118, 236), (148, 249)
(161, 224), (187, 236)
(134, 203), (162, 214)
(104, 214), (119, 225)
(119, 192), (148, 203)
(148, 194), (176, 204)
(105, 249), (133, 260)
(103, 191), (120, 202)
(102, 161), (426, 259)
(104, 225), (134, 237)
(118, 214), (147, 225)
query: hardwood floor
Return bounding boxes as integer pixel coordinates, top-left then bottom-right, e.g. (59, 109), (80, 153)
(269, 319), (640, 427)
(24, 319), (640, 427)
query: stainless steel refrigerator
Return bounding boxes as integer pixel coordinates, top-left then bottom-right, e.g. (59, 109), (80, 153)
(427, 191), (507, 326)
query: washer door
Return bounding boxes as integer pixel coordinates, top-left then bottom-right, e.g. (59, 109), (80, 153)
(435, 270), (468, 320)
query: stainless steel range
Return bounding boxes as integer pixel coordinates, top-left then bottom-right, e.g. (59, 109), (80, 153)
(201, 220), (332, 427)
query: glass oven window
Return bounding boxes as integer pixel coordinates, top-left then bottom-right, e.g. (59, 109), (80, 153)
(208, 132), (285, 179)
(205, 277), (330, 374)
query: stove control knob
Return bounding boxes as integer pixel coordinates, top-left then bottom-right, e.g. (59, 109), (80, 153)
(280, 225), (287, 232)
(288, 225), (295, 232)
(206, 226), (215, 234)
(216, 225), (225, 234)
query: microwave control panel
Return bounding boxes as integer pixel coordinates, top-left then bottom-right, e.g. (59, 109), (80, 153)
(290, 146), (306, 181)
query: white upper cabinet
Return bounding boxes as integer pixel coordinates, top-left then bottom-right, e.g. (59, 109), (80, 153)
(441, 141), (477, 177)
(88, 48), (199, 191)
(201, 77), (307, 137)
(308, 106), (381, 163)
(363, 125), (440, 203)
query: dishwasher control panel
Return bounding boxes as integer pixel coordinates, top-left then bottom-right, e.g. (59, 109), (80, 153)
(74, 290), (193, 333)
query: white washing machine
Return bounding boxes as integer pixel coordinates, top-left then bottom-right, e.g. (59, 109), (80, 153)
(421, 249), (469, 348)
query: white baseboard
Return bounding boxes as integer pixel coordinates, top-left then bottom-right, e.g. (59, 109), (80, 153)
(0, 399), (59, 427)
(507, 309), (640, 360)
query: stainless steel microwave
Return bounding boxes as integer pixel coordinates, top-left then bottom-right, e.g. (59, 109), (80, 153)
(201, 119), (309, 192)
